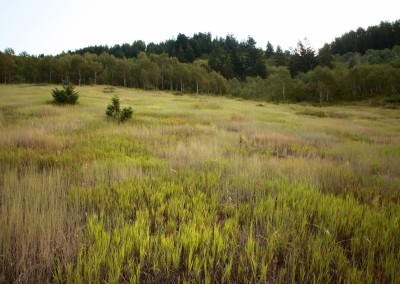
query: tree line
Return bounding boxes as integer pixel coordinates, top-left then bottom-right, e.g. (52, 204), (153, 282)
(331, 20), (400, 55)
(71, 20), (400, 66)
(1, 44), (400, 103)
(72, 33), (267, 80)
(0, 49), (228, 95)
(1, 19), (399, 104)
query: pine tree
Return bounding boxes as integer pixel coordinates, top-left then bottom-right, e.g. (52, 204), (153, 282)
(265, 41), (274, 58)
(51, 82), (79, 104)
(106, 95), (133, 123)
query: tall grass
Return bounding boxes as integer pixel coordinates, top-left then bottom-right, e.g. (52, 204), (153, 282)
(0, 167), (80, 283)
(0, 84), (399, 283)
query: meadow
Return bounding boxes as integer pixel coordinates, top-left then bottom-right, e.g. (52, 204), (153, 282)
(0, 84), (399, 283)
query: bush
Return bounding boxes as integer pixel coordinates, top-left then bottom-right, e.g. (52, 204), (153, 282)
(296, 110), (326, 117)
(120, 107), (133, 122)
(103, 86), (116, 94)
(106, 95), (133, 123)
(51, 82), (79, 104)
(384, 96), (400, 104)
(106, 95), (120, 117)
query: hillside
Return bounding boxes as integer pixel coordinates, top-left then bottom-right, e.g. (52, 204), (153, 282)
(0, 85), (399, 283)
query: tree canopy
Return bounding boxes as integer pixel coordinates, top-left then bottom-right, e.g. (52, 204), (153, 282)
(2, 19), (400, 104)
(330, 20), (400, 55)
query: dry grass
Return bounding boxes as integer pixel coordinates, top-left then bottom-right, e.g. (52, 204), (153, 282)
(0, 127), (64, 149)
(0, 84), (399, 283)
(0, 167), (80, 283)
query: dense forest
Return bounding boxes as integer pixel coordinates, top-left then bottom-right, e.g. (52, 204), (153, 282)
(331, 20), (400, 55)
(1, 20), (399, 103)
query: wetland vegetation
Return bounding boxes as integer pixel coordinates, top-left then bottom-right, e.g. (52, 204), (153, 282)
(0, 85), (399, 283)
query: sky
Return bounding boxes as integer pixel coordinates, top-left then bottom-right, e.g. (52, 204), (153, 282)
(1, 0), (399, 56)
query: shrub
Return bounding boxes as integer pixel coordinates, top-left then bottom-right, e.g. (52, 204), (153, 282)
(103, 86), (116, 94)
(296, 110), (326, 117)
(51, 82), (79, 105)
(106, 95), (120, 117)
(384, 96), (400, 104)
(106, 95), (133, 123)
(120, 107), (133, 122)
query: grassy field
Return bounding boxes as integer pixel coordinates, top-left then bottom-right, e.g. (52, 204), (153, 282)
(0, 84), (399, 283)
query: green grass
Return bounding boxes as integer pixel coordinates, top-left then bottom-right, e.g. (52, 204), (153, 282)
(0, 84), (399, 283)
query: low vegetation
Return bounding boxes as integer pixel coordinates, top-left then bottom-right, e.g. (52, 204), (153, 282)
(106, 95), (133, 123)
(0, 85), (399, 283)
(51, 82), (79, 105)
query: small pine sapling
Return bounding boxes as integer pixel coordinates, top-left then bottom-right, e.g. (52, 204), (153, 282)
(51, 82), (79, 105)
(106, 95), (120, 117)
(120, 106), (133, 122)
(106, 95), (133, 123)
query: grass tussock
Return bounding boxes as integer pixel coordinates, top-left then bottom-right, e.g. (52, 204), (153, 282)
(0, 84), (399, 283)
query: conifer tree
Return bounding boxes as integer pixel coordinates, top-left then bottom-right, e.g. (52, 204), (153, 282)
(51, 82), (79, 104)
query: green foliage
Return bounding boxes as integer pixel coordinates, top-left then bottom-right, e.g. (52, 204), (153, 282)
(103, 86), (116, 93)
(106, 95), (133, 123)
(318, 43), (334, 68)
(265, 41), (274, 58)
(120, 106), (133, 122)
(106, 95), (120, 117)
(51, 82), (79, 104)
(1, 85), (400, 283)
(289, 39), (317, 77)
(331, 20), (400, 55)
(63, 175), (400, 283)
(384, 96), (400, 103)
(5, 32), (400, 103)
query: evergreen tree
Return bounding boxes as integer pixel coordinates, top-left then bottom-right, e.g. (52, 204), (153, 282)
(318, 43), (333, 68)
(190, 32), (212, 58)
(208, 43), (234, 79)
(106, 95), (120, 117)
(289, 39), (317, 77)
(273, 45), (286, 67)
(265, 41), (274, 58)
(106, 95), (133, 123)
(175, 34), (195, 63)
(0, 49), (17, 83)
(331, 20), (400, 55)
(51, 82), (79, 104)
(243, 37), (267, 78)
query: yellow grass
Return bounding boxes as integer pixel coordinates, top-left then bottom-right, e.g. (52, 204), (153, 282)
(0, 84), (399, 283)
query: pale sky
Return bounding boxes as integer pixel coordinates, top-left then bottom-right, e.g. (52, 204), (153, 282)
(1, 0), (399, 55)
